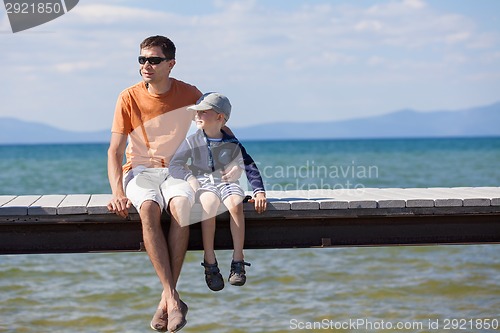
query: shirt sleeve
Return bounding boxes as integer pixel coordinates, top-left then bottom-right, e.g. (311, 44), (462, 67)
(239, 143), (266, 195)
(169, 139), (194, 181)
(111, 92), (132, 134)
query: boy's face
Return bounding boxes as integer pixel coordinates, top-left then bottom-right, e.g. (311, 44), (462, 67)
(194, 109), (224, 130)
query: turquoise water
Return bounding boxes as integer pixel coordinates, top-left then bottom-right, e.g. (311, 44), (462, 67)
(1, 137), (499, 332)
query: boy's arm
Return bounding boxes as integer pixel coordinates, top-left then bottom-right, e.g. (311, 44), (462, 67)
(239, 143), (267, 213)
(253, 192), (267, 214)
(170, 141), (200, 192)
(169, 139), (194, 181)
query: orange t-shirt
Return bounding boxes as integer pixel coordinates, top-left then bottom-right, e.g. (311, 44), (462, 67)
(111, 79), (202, 173)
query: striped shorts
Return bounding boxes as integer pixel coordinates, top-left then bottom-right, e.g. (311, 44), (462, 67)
(196, 174), (245, 202)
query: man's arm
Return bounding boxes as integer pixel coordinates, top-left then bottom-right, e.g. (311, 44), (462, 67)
(107, 132), (131, 218)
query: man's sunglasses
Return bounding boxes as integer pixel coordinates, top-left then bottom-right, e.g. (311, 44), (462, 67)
(138, 56), (171, 65)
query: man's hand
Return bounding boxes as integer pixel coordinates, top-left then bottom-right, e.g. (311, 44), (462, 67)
(221, 164), (243, 182)
(253, 192), (267, 214)
(107, 195), (132, 218)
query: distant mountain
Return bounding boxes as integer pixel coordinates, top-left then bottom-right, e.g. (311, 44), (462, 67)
(1, 102), (499, 144)
(234, 101), (500, 140)
(0, 118), (110, 144)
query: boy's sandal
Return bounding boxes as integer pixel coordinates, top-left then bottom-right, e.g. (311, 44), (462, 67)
(229, 260), (251, 286)
(201, 261), (225, 291)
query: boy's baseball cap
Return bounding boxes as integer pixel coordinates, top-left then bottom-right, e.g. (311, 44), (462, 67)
(188, 92), (231, 121)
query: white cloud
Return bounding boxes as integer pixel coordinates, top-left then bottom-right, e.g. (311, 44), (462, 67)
(0, 0), (499, 131)
(54, 61), (103, 74)
(71, 4), (169, 24)
(355, 20), (383, 32)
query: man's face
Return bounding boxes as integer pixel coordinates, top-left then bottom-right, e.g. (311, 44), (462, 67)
(139, 46), (175, 84)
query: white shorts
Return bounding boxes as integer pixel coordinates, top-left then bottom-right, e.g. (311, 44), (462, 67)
(124, 166), (195, 212)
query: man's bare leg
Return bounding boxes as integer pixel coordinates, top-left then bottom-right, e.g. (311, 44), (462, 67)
(140, 200), (181, 331)
(164, 196), (191, 332)
(167, 196), (191, 285)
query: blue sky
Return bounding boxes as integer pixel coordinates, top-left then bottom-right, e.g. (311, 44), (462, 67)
(1, 0), (499, 132)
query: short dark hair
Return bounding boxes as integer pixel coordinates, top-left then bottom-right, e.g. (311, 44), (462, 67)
(140, 35), (176, 60)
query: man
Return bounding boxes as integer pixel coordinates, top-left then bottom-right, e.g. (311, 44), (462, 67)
(107, 35), (201, 333)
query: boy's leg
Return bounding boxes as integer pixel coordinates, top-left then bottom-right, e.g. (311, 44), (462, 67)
(198, 190), (225, 292)
(223, 194), (245, 261)
(198, 191), (221, 264)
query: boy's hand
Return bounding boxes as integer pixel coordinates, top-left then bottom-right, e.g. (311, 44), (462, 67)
(221, 164), (243, 182)
(254, 192), (267, 214)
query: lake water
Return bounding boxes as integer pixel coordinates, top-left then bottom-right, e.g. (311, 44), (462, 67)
(0, 137), (499, 332)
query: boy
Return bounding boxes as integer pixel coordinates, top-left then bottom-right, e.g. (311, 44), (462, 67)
(170, 92), (267, 291)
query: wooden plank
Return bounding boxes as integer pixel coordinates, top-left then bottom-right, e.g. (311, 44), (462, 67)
(0, 195), (41, 216)
(387, 188), (435, 208)
(0, 195), (16, 207)
(317, 199), (349, 210)
(343, 188), (400, 209)
(435, 187), (492, 206)
(420, 188), (463, 207)
(262, 200), (291, 211)
(87, 194), (113, 215)
(327, 188), (378, 209)
(454, 188), (492, 207)
(364, 188), (407, 208)
(0, 187), (498, 218)
(465, 187), (500, 206)
(87, 194), (140, 215)
(29, 195), (66, 215)
(290, 200), (320, 210)
(57, 194), (91, 215)
(308, 188), (349, 209)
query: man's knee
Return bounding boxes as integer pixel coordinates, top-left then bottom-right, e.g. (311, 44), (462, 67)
(139, 200), (162, 225)
(169, 195), (191, 211)
(169, 196), (192, 227)
(140, 199), (161, 212)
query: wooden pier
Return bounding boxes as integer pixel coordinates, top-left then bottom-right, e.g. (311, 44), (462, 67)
(1, 187), (499, 254)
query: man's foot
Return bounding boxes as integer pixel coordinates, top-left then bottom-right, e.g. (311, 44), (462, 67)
(167, 300), (188, 333)
(150, 306), (168, 332)
(228, 260), (251, 286)
(201, 261), (224, 291)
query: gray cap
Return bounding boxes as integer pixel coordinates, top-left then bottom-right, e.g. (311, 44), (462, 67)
(188, 92), (232, 121)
